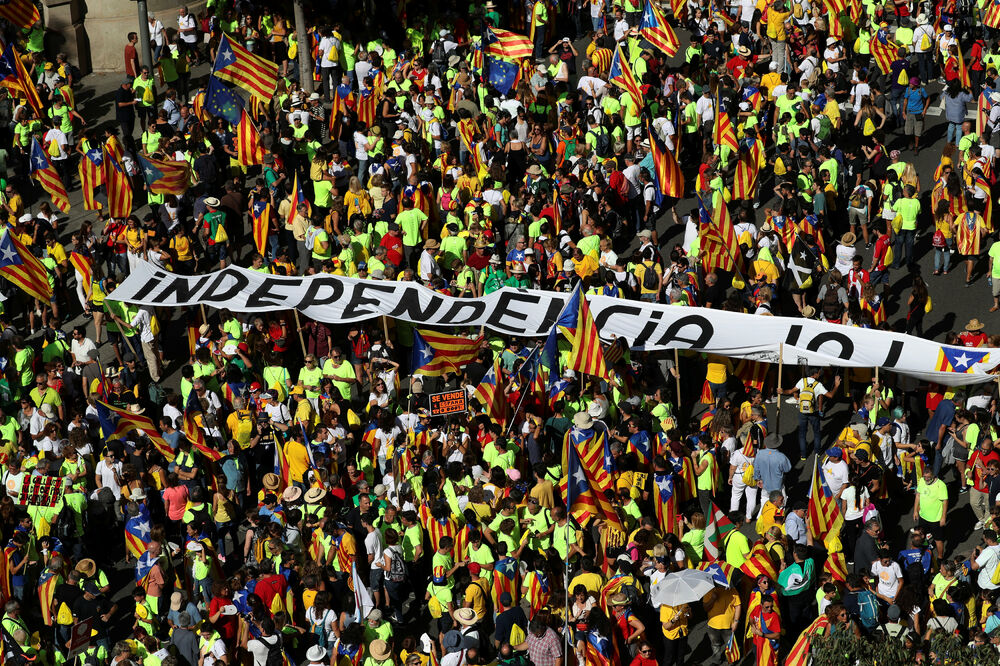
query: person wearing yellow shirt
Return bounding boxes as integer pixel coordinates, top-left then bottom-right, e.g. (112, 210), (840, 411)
(290, 386), (318, 430)
(281, 423), (312, 487)
(571, 247), (598, 281)
(756, 491), (785, 535)
(766, 1), (792, 74)
(705, 353), (733, 402)
(660, 602), (691, 663)
(568, 559), (605, 598)
(703, 586), (742, 659)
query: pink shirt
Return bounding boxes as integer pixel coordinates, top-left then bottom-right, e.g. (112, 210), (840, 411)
(162, 485), (189, 522)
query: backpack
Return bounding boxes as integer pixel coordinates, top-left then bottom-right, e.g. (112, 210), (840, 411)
(591, 128), (611, 158)
(798, 378), (818, 414)
(853, 590), (880, 631)
(640, 261), (659, 291)
(309, 608), (334, 649)
(919, 28), (933, 51)
(305, 227), (319, 251)
(430, 40), (447, 68)
(264, 634), (283, 666)
(849, 186), (866, 209)
(816, 115), (833, 142)
(508, 622), (526, 646)
(387, 548), (406, 582)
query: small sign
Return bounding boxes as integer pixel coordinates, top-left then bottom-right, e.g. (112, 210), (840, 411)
(18, 475), (64, 507)
(68, 617), (93, 657)
(429, 390), (468, 417)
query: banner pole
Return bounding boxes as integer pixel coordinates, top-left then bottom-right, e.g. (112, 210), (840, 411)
(673, 348), (682, 417)
(293, 310), (307, 357)
(382, 315), (389, 343)
(776, 343), (784, 426)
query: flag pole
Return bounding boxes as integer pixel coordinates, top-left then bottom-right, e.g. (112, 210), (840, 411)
(776, 343), (784, 425)
(563, 424), (572, 663)
(505, 344), (541, 436)
(673, 348), (682, 417)
(293, 310), (307, 357)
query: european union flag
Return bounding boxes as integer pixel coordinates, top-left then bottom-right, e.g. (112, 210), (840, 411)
(205, 76), (244, 126)
(485, 56), (518, 96)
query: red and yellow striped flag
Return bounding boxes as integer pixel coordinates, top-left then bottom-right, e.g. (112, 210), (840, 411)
(485, 27), (533, 60)
(713, 108), (739, 154)
(29, 138), (70, 213)
(557, 286), (609, 380)
(786, 616), (831, 666)
(412, 329), (484, 376)
(236, 110), (267, 166)
(212, 33), (278, 101)
(183, 411), (223, 462)
(740, 543), (778, 581)
(79, 144), (104, 210)
(823, 551), (848, 583)
(648, 121), (684, 198)
(103, 136), (133, 219)
(0, 226), (51, 302)
(69, 252), (93, 297)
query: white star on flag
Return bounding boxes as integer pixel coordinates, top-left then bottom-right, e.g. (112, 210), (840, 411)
(953, 352), (972, 368)
(221, 48), (234, 62)
(420, 346), (433, 362)
(0, 240), (17, 265)
(134, 521), (150, 538)
(33, 156), (45, 168)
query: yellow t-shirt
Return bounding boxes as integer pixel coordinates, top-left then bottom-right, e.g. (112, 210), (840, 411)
(659, 604), (690, 639)
(283, 440), (311, 484)
(767, 9), (791, 40)
(705, 588), (741, 630)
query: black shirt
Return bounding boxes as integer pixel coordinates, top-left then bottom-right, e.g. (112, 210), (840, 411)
(494, 606), (527, 645)
(115, 87), (135, 120)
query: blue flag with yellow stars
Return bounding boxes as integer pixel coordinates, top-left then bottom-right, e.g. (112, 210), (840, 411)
(485, 56), (518, 96)
(205, 76), (244, 126)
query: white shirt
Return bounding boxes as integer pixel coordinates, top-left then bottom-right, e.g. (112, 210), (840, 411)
(695, 96), (715, 124)
(577, 75), (608, 100)
(354, 131), (369, 161)
(364, 529), (384, 561)
(318, 36), (339, 69)
(418, 249), (442, 282)
(201, 638), (227, 666)
(264, 401), (291, 425)
(822, 459), (850, 496)
(247, 635), (279, 666)
(840, 484), (869, 521)
(976, 545), (1000, 590)
(871, 560), (903, 598)
(129, 307), (155, 344)
(178, 14), (197, 43)
(43, 129), (68, 160)
(71, 336), (97, 364)
(149, 19), (165, 46)
(851, 82), (871, 113)
(95, 458), (123, 499)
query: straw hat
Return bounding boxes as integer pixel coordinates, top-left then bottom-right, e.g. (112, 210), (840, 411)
(306, 647), (327, 664)
(966, 318), (986, 331)
(304, 487), (327, 504)
(454, 608), (478, 626)
(801, 305), (817, 319)
(573, 412), (594, 429)
(840, 232), (856, 247)
(262, 473), (281, 491)
(423, 238), (440, 250)
(282, 487), (302, 503)
(204, 197), (221, 208)
(760, 220), (774, 233)
(369, 640), (391, 661)
(526, 164), (542, 176)
(75, 559), (96, 577)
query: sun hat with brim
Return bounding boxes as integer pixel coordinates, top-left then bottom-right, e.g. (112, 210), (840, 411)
(282, 487), (302, 503)
(801, 305), (817, 319)
(526, 165), (543, 176)
(840, 232), (856, 246)
(204, 197), (221, 208)
(454, 607), (478, 626)
(369, 640), (391, 661)
(424, 239), (440, 250)
(304, 487), (327, 504)
(966, 318), (986, 331)
(75, 559), (96, 577)
(511, 263), (526, 275)
(737, 45), (751, 57)
(573, 412), (594, 429)
(263, 473), (281, 491)
(306, 646), (327, 663)
(764, 434), (781, 449)
(609, 592), (630, 606)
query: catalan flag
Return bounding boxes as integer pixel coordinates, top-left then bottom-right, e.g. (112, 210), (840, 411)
(561, 426), (625, 533)
(807, 458), (843, 540)
(740, 543), (779, 581)
(591, 47), (613, 74)
(95, 401), (175, 462)
(823, 551), (848, 583)
(355, 87), (379, 129)
(69, 252), (93, 297)
(734, 359), (768, 392)
(724, 633), (741, 663)
(124, 503), (152, 559)
(484, 26), (534, 60)
(935, 345), (991, 373)
(955, 45), (971, 88)
(78, 144), (103, 210)
(524, 569), (551, 618)
(703, 501), (735, 561)
(0, 44), (42, 116)
(697, 560), (735, 587)
(732, 140), (764, 200)
(37, 568), (61, 626)
(183, 410), (222, 462)
(285, 172), (309, 230)
(212, 33), (279, 101)
(135, 550), (156, 589)
(699, 204), (735, 275)
(869, 25), (897, 74)
(608, 44), (643, 109)
(29, 138), (70, 213)
(556, 285), (610, 380)
(473, 356), (507, 425)
(456, 117), (477, 151)
(669, 0), (687, 20)
(713, 105), (739, 154)
(986, 0), (1000, 28)
(0, 226), (51, 302)
(103, 138), (133, 219)
(412, 329), (484, 376)
(251, 198), (271, 256)
(583, 631), (612, 666)
(786, 615), (831, 666)
(652, 471), (678, 535)
(492, 555), (520, 606)
(639, 0), (679, 56)
(648, 121), (684, 199)
(237, 110), (267, 166)
(137, 154), (190, 196)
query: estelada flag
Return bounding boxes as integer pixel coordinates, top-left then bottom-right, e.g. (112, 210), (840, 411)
(648, 121), (684, 199)
(0, 43), (42, 116)
(250, 199), (272, 256)
(103, 137), (133, 219)
(137, 154), (190, 196)
(78, 144), (104, 210)
(484, 26), (533, 60)
(212, 33), (278, 101)
(608, 44), (643, 109)
(28, 138), (70, 213)
(0, 0), (39, 28)
(472, 357), (507, 426)
(639, 0), (679, 56)
(411, 329), (484, 376)
(556, 285), (610, 380)
(0, 225), (51, 302)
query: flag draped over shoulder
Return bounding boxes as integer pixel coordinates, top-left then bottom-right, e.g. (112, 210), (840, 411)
(648, 123), (684, 199)
(28, 138), (70, 213)
(212, 33), (279, 101)
(807, 459), (843, 540)
(79, 145), (104, 210)
(251, 199), (272, 256)
(237, 110), (267, 166)
(0, 226), (51, 302)
(412, 329), (484, 376)
(137, 154), (191, 196)
(95, 401), (175, 462)
(124, 503), (152, 559)
(870, 27), (896, 74)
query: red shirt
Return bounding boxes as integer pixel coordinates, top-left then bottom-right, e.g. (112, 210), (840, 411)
(208, 595), (239, 640)
(253, 574), (288, 610)
(960, 331), (988, 347)
(124, 44), (138, 77)
(380, 234), (403, 267)
(968, 450), (1000, 492)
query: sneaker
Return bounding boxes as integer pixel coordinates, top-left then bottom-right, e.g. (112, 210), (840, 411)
(785, 397), (799, 405)
(976, 520), (985, 530)
(865, 242), (873, 249)
(959, 486), (969, 494)
(800, 455), (808, 461)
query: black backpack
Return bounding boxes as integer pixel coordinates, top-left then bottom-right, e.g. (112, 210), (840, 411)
(592, 129), (611, 158)
(641, 261), (659, 291)
(264, 635), (283, 666)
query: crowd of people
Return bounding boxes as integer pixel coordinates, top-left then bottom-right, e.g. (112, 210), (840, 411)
(4, 0), (1000, 665)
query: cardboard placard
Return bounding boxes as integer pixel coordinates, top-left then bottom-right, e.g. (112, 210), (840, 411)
(429, 390), (468, 417)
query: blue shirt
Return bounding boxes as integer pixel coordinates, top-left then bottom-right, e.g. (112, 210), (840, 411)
(926, 399), (956, 444)
(904, 87), (928, 114)
(753, 449), (792, 493)
(784, 512), (808, 545)
(898, 547), (932, 574)
(222, 457), (244, 492)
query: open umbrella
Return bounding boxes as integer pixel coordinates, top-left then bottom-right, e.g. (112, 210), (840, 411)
(650, 569), (717, 607)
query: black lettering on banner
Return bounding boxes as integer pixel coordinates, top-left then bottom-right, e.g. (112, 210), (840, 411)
(201, 269), (250, 303)
(131, 271), (171, 301)
(342, 282), (397, 319)
(389, 288), (444, 321)
(487, 291), (543, 332)
(805, 332), (855, 360)
(297, 276), (346, 309)
(534, 296), (569, 334)
(785, 325), (803, 347)
(593, 304), (664, 346)
(157, 274), (213, 304)
(247, 277), (302, 309)
(882, 340), (905, 368)
(653, 314), (714, 348)
(441, 300), (487, 326)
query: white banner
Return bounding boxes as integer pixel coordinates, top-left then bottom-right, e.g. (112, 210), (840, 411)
(108, 262), (1000, 385)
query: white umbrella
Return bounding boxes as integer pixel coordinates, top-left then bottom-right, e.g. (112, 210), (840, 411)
(650, 569), (717, 608)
